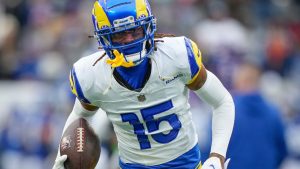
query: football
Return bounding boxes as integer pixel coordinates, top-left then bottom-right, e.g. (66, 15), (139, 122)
(60, 118), (100, 169)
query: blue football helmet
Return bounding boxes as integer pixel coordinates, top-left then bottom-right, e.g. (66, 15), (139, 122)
(92, 0), (156, 66)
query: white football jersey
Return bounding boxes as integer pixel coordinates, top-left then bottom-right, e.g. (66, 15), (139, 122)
(69, 36), (203, 166)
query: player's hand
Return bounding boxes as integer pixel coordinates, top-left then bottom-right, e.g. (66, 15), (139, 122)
(52, 155), (67, 169)
(201, 157), (230, 169)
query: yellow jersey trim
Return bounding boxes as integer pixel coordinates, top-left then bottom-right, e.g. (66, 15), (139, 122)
(69, 71), (78, 97)
(187, 39), (202, 85)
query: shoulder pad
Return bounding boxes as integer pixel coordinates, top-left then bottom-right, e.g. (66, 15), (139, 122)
(183, 37), (202, 84)
(69, 51), (105, 104)
(69, 67), (91, 104)
(154, 37), (202, 84)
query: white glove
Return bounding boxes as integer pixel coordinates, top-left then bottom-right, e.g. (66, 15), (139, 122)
(201, 157), (230, 169)
(52, 155), (67, 169)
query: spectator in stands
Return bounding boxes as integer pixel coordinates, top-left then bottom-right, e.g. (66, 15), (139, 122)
(227, 61), (288, 169)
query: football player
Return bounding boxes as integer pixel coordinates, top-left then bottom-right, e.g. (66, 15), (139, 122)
(53, 0), (234, 168)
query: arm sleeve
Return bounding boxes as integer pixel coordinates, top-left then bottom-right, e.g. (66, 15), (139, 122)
(61, 99), (98, 132)
(193, 70), (235, 157)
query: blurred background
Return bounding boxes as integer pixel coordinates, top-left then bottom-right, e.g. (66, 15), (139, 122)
(0, 0), (300, 168)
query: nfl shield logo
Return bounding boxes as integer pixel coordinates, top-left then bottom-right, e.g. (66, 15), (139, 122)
(137, 94), (146, 102)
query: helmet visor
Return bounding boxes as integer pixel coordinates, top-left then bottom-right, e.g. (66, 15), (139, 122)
(111, 26), (145, 45)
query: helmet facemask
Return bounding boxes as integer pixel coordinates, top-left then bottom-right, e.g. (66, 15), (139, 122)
(93, 12), (156, 67)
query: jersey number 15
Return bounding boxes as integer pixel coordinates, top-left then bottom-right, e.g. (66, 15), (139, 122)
(121, 100), (182, 150)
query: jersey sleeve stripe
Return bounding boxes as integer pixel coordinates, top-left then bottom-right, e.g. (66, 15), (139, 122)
(69, 71), (78, 96)
(70, 67), (91, 104)
(184, 38), (202, 82)
(185, 38), (202, 84)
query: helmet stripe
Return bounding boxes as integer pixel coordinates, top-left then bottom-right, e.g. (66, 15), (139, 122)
(93, 1), (111, 29)
(135, 0), (149, 18)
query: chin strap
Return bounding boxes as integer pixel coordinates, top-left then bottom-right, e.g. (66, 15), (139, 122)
(106, 50), (135, 68)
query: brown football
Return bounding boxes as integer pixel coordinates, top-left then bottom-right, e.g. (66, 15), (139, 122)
(60, 118), (100, 169)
